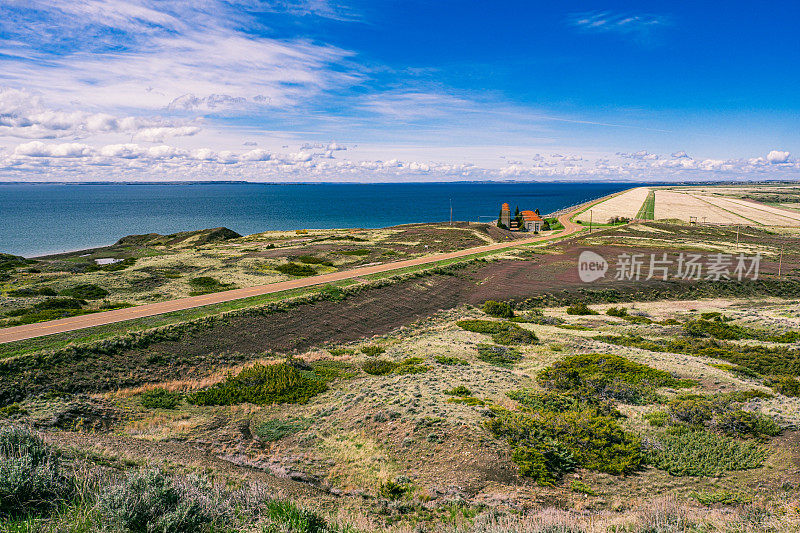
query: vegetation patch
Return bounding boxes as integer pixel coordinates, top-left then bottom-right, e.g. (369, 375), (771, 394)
(538, 353), (693, 404)
(360, 345), (386, 357)
(362, 359), (396, 376)
(434, 355), (469, 366)
(188, 276), (236, 295)
(685, 317), (800, 343)
(444, 385), (471, 396)
(60, 283), (109, 300)
(476, 344), (523, 366)
(457, 320), (537, 345)
(566, 303), (598, 315)
(765, 375), (800, 397)
(254, 418), (312, 442)
(297, 255), (333, 266)
(597, 334), (800, 377)
(140, 388), (182, 409)
(188, 362), (327, 406)
(7, 287), (57, 297)
(0, 426), (74, 518)
(275, 262), (317, 277)
(337, 249), (371, 256)
(649, 428), (767, 476)
(482, 300), (514, 319)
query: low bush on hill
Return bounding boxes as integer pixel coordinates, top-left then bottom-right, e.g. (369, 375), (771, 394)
(648, 428), (767, 476)
(538, 354), (694, 404)
(60, 283), (109, 300)
(457, 320), (537, 345)
(297, 255), (333, 266)
(487, 406), (643, 484)
(716, 409), (780, 439)
(606, 307), (628, 317)
(0, 427), (75, 518)
(362, 359), (396, 375)
(765, 375), (800, 397)
(476, 344), (523, 366)
(482, 300), (515, 318)
(566, 303), (598, 315)
(100, 469), (221, 532)
(188, 363), (327, 405)
(360, 345), (385, 357)
(254, 418), (311, 441)
(188, 276), (236, 295)
(141, 388), (182, 409)
(434, 355), (469, 365)
(596, 334), (800, 377)
(274, 262), (317, 277)
(35, 297), (86, 310)
(444, 385), (471, 396)
(685, 318), (800, 343)
(7, 287), (57, 297)
(362, 357), (429, 376)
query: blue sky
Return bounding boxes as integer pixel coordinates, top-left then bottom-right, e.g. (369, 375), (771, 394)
(0, 0), (797, 181)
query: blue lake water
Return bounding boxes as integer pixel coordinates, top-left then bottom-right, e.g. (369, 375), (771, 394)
(0, 182), (646, 257)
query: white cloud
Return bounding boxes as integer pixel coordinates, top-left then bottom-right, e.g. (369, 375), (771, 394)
(569, 11), (669, 39)
(767, 150), (791, 164)
(671, 150), (689, 158)
(15, 141), (93, 157)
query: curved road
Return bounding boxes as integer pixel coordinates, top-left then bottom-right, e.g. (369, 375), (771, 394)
(0, 200), (601, 344)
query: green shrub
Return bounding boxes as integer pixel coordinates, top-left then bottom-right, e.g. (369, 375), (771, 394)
(691, 490), (750, 506)
(393, 357), (430, 374)
(188, 363), (327, 406)
(35, 297), (85, 310)
(297, 255), (333, 266)
(483, 300), (514, 319)
(319, 285), (345, 301)
(570, 480), (597, 495)
(378, 479), (409, 500)
(141, 388), (182, 409)
(476, 344), (522, 366)
(444, 385), (471, 396)
(0, 403), (28, 418)
(328, 347), (355, 356)
(566, 303), (597, 315)
(434, 355), (469, 366)
(684, 318), (800, 343)
(360, 345), (385, 357)
(668, 397), (715, 426)
(362, 359), (396, 376)
(644, 411), (668, 427)
(538, 353), (692, 403)
(765, 375), (800, 397)
(649, 428), (767, 476)
(188, 276), (236, 295)
(100, 469), (219, 532)
(487, 407), (642, 483)
(596, 334), (800, 377)
(715, 410), (780, 439)
(0, 427), (74, 518)
(7, 287), (57, 297)
(275, 263), (317, 277)
(254, 418), (311, 441)
(60, 283), (109, 300)
(606, 307), (628, 317)
(265, 500), (330, 532)
(492, 327), (538, 345)
(446, 396), (486, 406)
(506, 389), (585, 412)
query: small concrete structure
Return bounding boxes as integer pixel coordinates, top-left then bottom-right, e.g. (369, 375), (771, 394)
(520, 210), (543, 232)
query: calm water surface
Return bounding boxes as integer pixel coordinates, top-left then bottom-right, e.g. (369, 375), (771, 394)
(1, 182), (646, 257)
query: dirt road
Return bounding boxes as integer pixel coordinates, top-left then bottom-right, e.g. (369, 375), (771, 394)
(0, 202), (596, 344)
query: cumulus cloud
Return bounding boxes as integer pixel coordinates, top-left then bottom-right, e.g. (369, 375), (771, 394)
(15, 141), (93, 157)
(767, 150), (791, 164)
(569, 11), (669, 39)
(0, 87), (202, 140)
(671, 150), (689, 158)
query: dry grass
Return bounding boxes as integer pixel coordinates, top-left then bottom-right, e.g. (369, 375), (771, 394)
(575, 187), (651, 223)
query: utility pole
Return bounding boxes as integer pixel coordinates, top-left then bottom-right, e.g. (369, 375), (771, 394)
(589, 210), (593, 233)
(449, 198), (452, 226)
(778, 243), (784, 278)
(736, 225), (740, 249)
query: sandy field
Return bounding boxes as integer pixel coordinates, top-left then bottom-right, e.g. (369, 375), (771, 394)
(697, 195), (800, 225)
(575, 187), (650, 223)
(652, 190), (749, 224)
